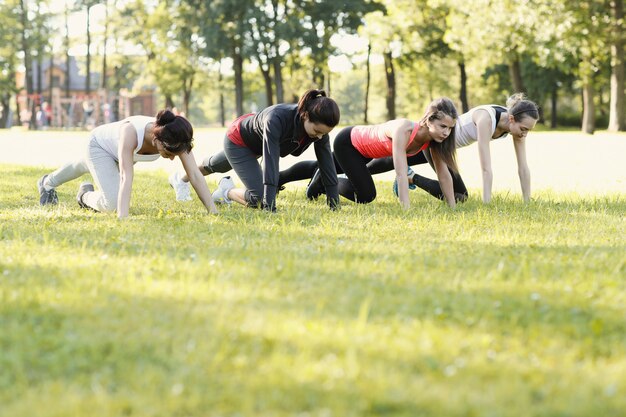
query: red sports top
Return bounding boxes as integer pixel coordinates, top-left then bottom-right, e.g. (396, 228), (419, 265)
(350, 121), (429, 158)
(226, 113), (255, 147)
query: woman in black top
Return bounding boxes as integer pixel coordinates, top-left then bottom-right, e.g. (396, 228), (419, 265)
(205, 89), (340, 211)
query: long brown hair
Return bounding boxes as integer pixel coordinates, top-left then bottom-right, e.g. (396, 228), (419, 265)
(420, 97), (458, 173)
(152, 109), (194, 154)
(297, 89), (340, 127)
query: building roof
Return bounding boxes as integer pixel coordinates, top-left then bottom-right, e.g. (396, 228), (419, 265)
(31, 56), (100, 91)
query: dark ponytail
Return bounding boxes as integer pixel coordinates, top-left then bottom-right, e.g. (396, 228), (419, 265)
(507, 93), (539, 122)
(152, 109), (194, 154)
(297, 89), (340, 127)
(420, 97), (459, 173)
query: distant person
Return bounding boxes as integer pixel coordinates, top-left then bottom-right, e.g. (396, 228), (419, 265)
(37, 110), (218, 218)
(43, 101), (52, 127)
(102, 102), (111, 124)
(20, 108), (31, 128)
(169, 89), (341, 211)
(305, 98), (459, 208)
(35, 106), (46, 130)
(82, 100), (94, 127)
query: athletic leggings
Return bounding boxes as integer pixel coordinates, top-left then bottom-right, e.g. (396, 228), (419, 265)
(279, 147), (426, 186)
(333, 126), (377, 203)
(46, 137), (122, 212)
(367, 152), (468, 201)
(222, 136), (265, 207)
(202, 150), (320, 188)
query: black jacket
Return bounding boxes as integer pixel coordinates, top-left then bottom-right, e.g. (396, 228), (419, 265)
(239, 103), (339, 209)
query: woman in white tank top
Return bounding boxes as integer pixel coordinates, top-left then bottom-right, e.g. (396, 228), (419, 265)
(37, 109), (218, 218)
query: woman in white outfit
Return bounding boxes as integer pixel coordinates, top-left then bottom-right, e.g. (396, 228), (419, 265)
(37, 109), (218, 218)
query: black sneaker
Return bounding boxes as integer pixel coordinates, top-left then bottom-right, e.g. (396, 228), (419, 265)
(306, 169), (325, 200)
(76, 182), (95, 209)
(37, 174), (58, 206)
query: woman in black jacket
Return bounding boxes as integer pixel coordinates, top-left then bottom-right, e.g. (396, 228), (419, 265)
(189, 89), (341, 211)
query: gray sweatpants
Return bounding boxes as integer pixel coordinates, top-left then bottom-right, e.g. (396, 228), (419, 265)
(223, 136), (263, 207)
(46, 137), (120, 212)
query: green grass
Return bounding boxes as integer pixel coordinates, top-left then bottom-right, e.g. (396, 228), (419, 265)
(1, 164), (625, 417)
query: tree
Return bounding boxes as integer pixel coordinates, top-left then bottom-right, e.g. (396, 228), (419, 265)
(0, 1), (21, 127)
(608, 0), (625, 131)
(299, 0), (383, 89)
(119, 0), (208, 114)
(75, 0), (100, 96)
(547, 0), (610, 133)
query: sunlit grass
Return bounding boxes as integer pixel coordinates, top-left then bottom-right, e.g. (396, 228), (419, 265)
(1, 164), (625, 417)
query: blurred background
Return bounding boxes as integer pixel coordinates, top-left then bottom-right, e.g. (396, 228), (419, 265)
(0, 0), (624, 133)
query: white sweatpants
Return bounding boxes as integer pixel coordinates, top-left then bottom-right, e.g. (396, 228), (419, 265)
(46, 137), (120, 212)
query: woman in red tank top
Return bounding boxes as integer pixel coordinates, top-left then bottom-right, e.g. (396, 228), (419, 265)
(308, 98), (459, 209)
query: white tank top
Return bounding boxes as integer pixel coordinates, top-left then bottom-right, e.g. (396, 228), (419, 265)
(455, 105), (508, 148)
(91, 115), (160, 162)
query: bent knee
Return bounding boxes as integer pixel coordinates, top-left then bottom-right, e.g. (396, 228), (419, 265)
(356, 190), (376, 204)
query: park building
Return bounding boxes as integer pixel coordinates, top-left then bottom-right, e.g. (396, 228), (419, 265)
(14, 56), (155, 129)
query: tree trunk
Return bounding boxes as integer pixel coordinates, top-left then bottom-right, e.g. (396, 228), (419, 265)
(508, 58), (525, 93)
(383, 50), (396, 120)
(101, 0), (109, 90)
(165, 95), (175, 109)
(459, 59), (469, 113)
(86, 4), (91, 96)
(364, 41), (371, 124)
(260, 64), (273, 106)
(182, 74), (193, 116)
(582, 81), (595, 134)
(112, 65), (121, 121)
(311, 65), (324, 89)
(19, 0), (35, 129)
(551, 83), (558, 129)
(218, 64), (225, 126)
(608, 0), (625, 131)
(49, 54), (54, 103)
(37, 51), (43, 100)
(326, 70), (331, 96)
(273, 59), (284, 103)
(1, 95), (10, 128)
(64, 2), (71, 99)
(233, 45), (244, 116)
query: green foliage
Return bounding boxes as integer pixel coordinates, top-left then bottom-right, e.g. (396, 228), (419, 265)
(1, 164), (625, 416)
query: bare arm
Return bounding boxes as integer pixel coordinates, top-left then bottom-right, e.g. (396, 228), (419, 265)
(180, 150), (218, 214)
(386, 119), (413, 209)
(431, 150), (456, 208)
(117, 123), (138, 219)
(512, 135), (531, 202)
(474, 110), (494, 203)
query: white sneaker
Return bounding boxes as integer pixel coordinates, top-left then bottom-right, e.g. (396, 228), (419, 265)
(212, 176), (235, 204)
(169, 172), (192, 201)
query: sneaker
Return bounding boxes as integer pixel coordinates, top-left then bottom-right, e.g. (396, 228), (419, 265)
(37, 174), (58, 206)
(169, 172), (192, 201)
(212, 176), (235, 204)
(306, 169), (325, 200)
(76, 182), (95, 209)
(393, 167), (417, 197)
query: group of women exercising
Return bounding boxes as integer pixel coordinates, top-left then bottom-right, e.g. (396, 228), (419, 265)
(37, 89), (539, 218)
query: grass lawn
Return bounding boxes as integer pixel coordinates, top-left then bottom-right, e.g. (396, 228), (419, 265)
(1, 164), (625, 417)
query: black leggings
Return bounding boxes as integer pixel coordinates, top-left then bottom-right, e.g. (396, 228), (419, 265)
(333, 126), (377, 203)
(367, 152), (468, 201)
